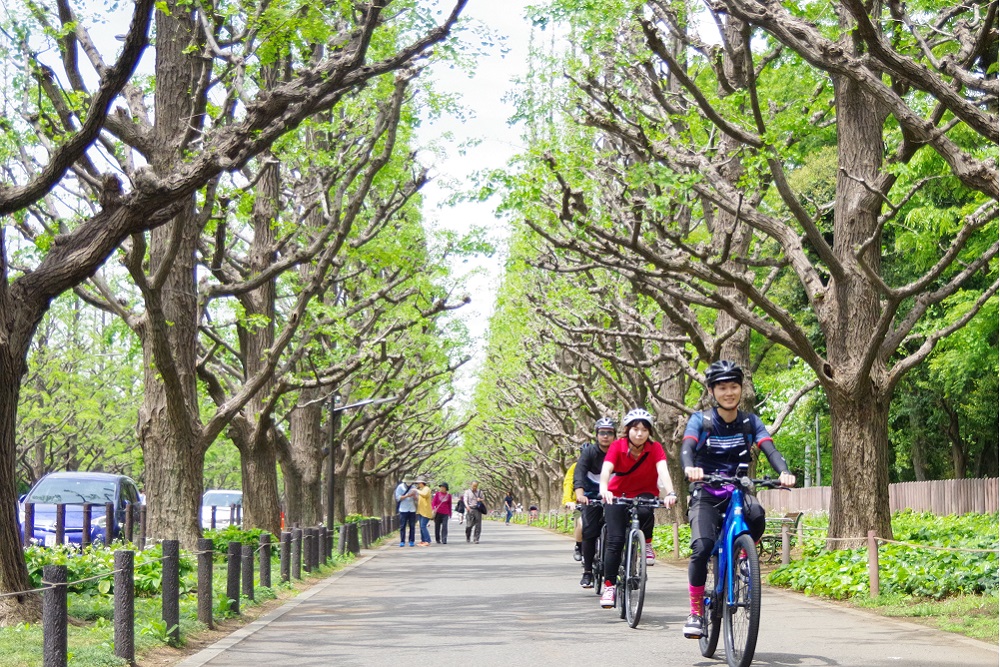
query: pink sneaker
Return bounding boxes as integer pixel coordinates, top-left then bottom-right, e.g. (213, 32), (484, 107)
(645, 543), (656, 565)
(600, 584), (616, 608)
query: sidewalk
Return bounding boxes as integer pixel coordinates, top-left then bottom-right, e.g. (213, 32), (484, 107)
(177, 520), (998, 666)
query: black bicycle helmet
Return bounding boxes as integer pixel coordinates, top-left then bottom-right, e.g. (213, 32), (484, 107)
(594, 416), (616, 432)
(622, 408), (654, 430)
(705, 360), (744, 387)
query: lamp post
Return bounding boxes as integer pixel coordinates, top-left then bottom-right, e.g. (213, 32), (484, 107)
(325, 395), (397, 529)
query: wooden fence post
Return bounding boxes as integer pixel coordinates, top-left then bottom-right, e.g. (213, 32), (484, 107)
(81, 504), (92, 548)
(197, 538), (214, 629)
(867, 530), (880, 598)
(241, 545), (254, 601)
(114, 550), (135, 665)
(280, 531), (291, 583)
(781, 524), (791, 565)
(162, 540), (180, 645)
(291, 528), (302, 580)
(346, 523), (360, 555)
(303, 529), (313, 574)
(55, 504), (65, 546)
(24, 503), (35, 546)
(124, 504), (134, 544)
(227, 541), (241, 614)
(104, 502), (115, 544)
(42, 564), (67, 667)
(259, 533), (271, 588)
(318, 526), (327, 565)
(672, 521), (680, 559)
(138, 505), (147, 551)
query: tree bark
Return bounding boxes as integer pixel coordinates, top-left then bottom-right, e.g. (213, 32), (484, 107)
(826, 382), (892, 546)
(137, 2), (207, 549)
(0, 350), (40, 624)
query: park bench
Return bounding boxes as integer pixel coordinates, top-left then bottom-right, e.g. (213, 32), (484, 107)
(757, 511), (803, 563)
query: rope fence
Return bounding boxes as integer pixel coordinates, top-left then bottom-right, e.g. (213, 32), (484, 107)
(10, 516), (387, 667)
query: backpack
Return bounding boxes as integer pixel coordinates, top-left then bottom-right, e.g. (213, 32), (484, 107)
(455, 498), (466, 514)
(697, 410), (765, 540)
(695, 410), (756, 454)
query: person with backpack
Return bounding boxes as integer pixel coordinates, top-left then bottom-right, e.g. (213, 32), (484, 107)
(573, 416), (616, 589)
(680, 360), (796, 638)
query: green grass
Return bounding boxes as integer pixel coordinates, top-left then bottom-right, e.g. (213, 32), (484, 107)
(853, 593), (999, 643)
(0, 548), (356, 667)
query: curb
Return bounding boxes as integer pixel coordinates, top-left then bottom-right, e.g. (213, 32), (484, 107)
(174, 552), (378, 667)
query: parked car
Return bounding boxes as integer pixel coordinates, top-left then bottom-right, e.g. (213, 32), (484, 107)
(201, 489), (243, 529)
(19, 472), (142, 546)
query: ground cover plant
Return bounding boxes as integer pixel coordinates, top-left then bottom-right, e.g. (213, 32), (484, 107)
(0, 530), (357, 667)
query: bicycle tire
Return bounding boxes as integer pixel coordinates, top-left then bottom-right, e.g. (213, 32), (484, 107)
(624, 529), (646, 628)
(594, 524), (607, 596)
(700, 552), (721, 657)
(617, 559), (626, 619)
(723, 533), (761, 667)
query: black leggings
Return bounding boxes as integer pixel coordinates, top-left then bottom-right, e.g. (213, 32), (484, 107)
(580, 503), (604, 573)
(687, 492), (729, 587)
(602, 502), (654, 583)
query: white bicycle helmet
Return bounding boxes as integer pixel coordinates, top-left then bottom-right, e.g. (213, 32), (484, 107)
(622, 408), (654, 429)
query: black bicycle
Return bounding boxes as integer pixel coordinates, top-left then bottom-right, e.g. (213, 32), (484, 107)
(697, 474), (785, 667)
(610, 496), (663, 628)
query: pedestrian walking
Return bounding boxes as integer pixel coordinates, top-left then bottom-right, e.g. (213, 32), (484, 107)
(463, 481), (485, 544)
(432, 482), (453, 544)
(415, 478), (433, 546)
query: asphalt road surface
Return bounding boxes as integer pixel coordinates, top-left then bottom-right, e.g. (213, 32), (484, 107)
(177, 520), (998, 667)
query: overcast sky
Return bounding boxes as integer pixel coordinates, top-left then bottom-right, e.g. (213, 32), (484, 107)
(416, 0), (536, 391)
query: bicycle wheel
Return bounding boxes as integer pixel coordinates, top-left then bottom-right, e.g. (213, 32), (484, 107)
(723, 533), (761, 667)
(617, 559), (627, 619)
(624, 530), (646, 628)
(699, 553), (721, 657)
(594, 524), (606, 596)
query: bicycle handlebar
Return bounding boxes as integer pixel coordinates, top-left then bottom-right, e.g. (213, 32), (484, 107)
(610, 496), (665, 508)
(695, 473), (789, 491)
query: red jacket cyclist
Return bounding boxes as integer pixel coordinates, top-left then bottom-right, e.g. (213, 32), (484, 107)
(598, 408), (678, 609)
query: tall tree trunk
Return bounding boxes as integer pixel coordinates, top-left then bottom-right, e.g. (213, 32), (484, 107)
(824, 54), (893, 544)
(282, 390), (324, 527)
(942, 400), (967, 478)
(826, 383), (892, 545)
(138, 2), (207, 549)
(235, 152), (281, 536)
(0, 350), (40, 623)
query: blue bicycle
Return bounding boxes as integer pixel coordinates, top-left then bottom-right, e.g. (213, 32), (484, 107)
(697, 474), (784, 667)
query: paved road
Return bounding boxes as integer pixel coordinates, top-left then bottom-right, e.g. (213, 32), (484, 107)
(178, 521), (997, 667)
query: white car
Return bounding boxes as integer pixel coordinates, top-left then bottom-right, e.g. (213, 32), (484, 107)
(201, 489), (243, 529)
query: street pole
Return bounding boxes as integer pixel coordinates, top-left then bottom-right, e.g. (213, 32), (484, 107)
(326, 395), (342, 529)
(324, 395), (395, 529)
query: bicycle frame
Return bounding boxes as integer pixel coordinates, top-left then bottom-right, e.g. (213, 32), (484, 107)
(712, 484), (750, 606)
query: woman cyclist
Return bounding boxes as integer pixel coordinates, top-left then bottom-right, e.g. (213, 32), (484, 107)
(598, 408), (678, 609)
(681, 360), (796, 638)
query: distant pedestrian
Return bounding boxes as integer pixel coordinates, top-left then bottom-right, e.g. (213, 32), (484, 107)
(463, 481), (485, 544)
(394, 477), (417, 547)
(432, 482), (453, 544)
(503, 491), (514, 525)
(415, 478), (433, 546)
